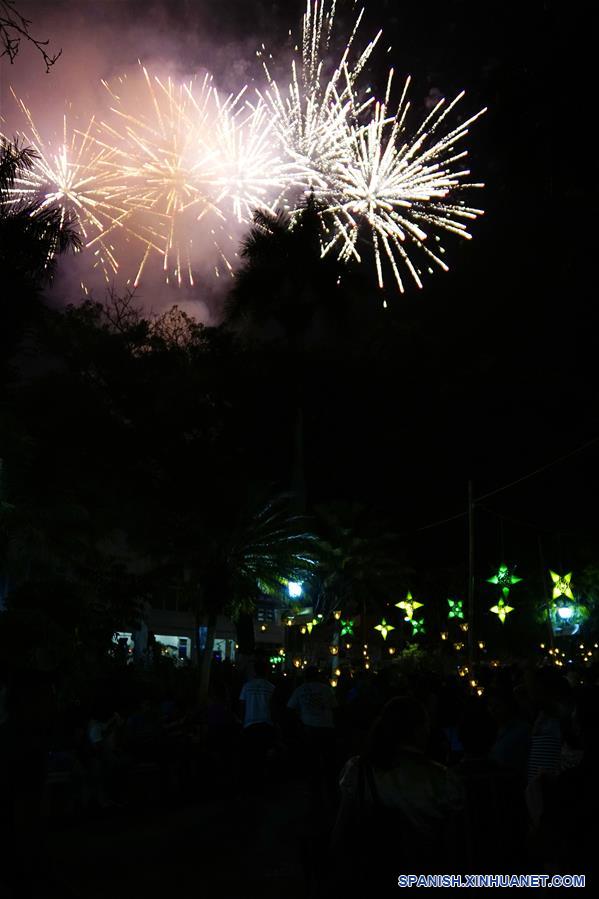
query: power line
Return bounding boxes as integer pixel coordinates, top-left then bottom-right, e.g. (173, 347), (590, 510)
(475, 436), (599, 503)
(396, 435), (599, 538)
(477, 503), (580, 538)
(409, 510), (467, 534)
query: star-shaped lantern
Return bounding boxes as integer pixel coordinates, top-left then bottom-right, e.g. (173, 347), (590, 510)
(395, 591), (424, 621)
(374, 618), (395, 640)
(340, 619), (354, 637)
(487, 564), (522, 588)
(410, 618), (426, 635)
(305, 618), (319, 634)
(447, 598), (464, 620)
(550, 571), (574, 601)
(490, 599), (514, 624)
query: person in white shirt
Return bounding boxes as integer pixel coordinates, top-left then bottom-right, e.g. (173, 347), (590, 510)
(288, 667), (338, 802)
(287, 666), (337, 729)
(239, 659), (275, 728)
(239, 660), (276, 781)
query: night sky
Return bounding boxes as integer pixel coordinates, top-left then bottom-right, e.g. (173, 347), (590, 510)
(2, 1), (592, 595)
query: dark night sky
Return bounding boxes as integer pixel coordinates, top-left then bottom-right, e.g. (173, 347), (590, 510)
(4, 1), (595, 585)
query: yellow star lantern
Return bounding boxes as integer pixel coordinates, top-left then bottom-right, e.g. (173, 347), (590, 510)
(550, 571), (574, 601)
(490, 599), (514, 623)
(395, 591), (424, 621)
(305, 618), (319, 634)
(374, 618), (395, 640)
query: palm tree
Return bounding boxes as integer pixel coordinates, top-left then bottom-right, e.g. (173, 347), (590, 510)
(226, 195), (347, 509)
(225, 194), (344, 348)
(313, 502), (409, 631)
(1, 137), (80, 364)
(193, 494), (318, 696)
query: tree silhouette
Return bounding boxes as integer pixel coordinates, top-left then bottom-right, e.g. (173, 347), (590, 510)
(1, 138), (80, 368)
(1, 0), (61, 70)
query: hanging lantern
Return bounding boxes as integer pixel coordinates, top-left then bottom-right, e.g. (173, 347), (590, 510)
(388, 646), (396, 655)
(333, 610), (342, 620)
(440, 631), (449, 641)
(487, 564), (522, 588)
(490, 598), (514, 623)
(460, 622), (469, 632)
(329, 644), (339, 655)
(396, 591), (424, 621)
(550, 571), (574, 600)
(447, 598), (464, 620)
(548, 570), (584, 636)
(478, 641), (486, 650)
(410, 618), (425, 636)
(374, 618), (395, 640)
(340, 619), (354, 637)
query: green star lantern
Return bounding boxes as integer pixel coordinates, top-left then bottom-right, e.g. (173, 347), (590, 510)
(340, 619), (354, 637)
(395, 591), (424, 621)
(374, 618), (395, 640)
(490, 599), (514, 623)
(447, 598), (464, 620)
(550, 571), (574, 601)
(487, 564), (522, 588)
(410, 618), (425, 635)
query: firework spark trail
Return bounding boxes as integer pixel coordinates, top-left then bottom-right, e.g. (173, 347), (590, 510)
(95, 67), (226, 287)
(1, 0), (485, 295)
(318, 68), (486, 292)
(3, 89), (130, 281)
(257, 0), (380, 188)
(256, 0), (485, 291)
(207, 89), (298, 223)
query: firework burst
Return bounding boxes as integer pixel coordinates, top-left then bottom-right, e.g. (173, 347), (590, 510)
(96, 67), (226, 287)
(320, 70), (486, 291)
(257, 0), (380, 187)
(2, 0), (485, 295)
(3, 88), (128, 279)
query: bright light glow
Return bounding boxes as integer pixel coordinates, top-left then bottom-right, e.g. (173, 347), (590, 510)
(557, 605), (574, 620)
(287, 581), (303, 598)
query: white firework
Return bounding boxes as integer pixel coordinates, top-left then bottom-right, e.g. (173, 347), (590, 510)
(320, 70), (486, 291)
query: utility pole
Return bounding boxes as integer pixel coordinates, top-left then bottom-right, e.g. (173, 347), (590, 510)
(468, 480), (475, 664)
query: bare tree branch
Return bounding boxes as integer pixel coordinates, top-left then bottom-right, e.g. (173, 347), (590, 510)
(1, 0), (61, 72)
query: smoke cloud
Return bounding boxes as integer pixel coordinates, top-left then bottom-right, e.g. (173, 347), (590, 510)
(1, 0), (300, 321)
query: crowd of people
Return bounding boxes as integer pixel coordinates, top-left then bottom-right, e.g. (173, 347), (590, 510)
(1, 651), (598, 896)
